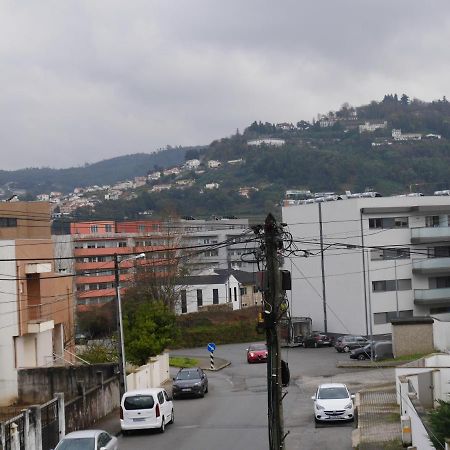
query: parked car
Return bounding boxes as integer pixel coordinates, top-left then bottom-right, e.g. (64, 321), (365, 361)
(335, 335), (368, 353)
(247, 343), (268, 363)
(311, 383), (355, 424)
(120, 388), (174, 434)
(172, 367), (208, 398)
(53, 430), (118, 449)
(303, 332), (333, 348)
(350, 341), (393, 361)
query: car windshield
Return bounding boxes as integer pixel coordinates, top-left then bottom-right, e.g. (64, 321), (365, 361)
(176, 370), (200, 380)
(318, 387), (349, 399)
(56, 438), (95, 450)
(124, 395), (154, 410)
(249, 344), (266, 351)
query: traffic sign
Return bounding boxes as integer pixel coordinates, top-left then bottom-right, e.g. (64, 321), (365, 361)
(207, 342), (216, 352)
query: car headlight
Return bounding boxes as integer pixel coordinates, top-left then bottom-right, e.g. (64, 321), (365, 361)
(315, 403), (325, 410)
(194, 382), (202, 386)
(249, 352), (255, 357)
(344, 402), (353, 409)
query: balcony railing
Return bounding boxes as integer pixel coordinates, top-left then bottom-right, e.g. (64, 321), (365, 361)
(414, 287), (450, 306)
(412, 257), (450, 274)
(411, 226), (450, 243)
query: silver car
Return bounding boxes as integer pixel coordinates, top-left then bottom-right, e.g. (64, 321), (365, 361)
(53, 429), (118, 450)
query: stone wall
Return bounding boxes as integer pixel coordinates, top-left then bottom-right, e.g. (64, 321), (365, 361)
(391, 317), (434, 357)
(18, 363), (117, 404)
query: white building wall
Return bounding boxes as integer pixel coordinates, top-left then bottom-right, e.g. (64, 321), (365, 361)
(283, 196), (450, 336)
(0, 242), (19, 405)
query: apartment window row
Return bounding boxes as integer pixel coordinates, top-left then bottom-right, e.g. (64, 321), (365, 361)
(430, 306), (450, 315)
(76, 256), (113, 263)
(78, 282), (114, 291)
(425, 215), (450, 228)
(430, 276), (450, 289)
(203, 250), (219, 257)
(372, 278), (412, 292)
(369, 217), (409, 229)
(75, 241), (127, 249)
(373, 309), (413, 324)
(371, 248), (410, 261)
(201, 238), (218, 245)
(77, 296), (114, 306)
(77, 270), (115, 277)
(0, 217), (18, 228)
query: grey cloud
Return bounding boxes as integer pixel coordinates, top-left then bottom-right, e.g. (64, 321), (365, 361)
(0, 0), (449, 169)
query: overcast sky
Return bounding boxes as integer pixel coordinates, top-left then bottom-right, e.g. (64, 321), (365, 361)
(1, 1), (449, 170)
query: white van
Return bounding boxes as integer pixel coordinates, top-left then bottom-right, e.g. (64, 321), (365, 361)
(120, 388), (174, 434)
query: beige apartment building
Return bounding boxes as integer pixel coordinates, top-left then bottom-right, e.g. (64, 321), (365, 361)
(0, 202), (74, 405)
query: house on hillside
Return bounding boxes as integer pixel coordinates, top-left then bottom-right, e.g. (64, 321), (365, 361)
(392, 129), (422, 141)
(184, 159), (201, 170)
(176, 269), (241, 314)
(359, 121), (387, 133)
(247, 138), (285, 147)
(207, 160), (222, 169)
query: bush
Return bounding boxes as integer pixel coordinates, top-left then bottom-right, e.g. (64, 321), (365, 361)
(428, 400), (450, 449)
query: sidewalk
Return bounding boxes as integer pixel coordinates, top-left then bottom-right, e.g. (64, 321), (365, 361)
(352, 384), (403, 449)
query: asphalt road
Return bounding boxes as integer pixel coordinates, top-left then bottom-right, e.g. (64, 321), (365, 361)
(117, 343), (395, 450)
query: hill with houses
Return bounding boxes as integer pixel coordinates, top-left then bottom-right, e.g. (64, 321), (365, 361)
(4, 93), (450, 221)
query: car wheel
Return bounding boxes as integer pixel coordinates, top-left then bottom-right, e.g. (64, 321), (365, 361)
(314, 342), (318, 348)
(159, 416), (165, 433)
(357, 354), (366, 361)
(122, 430), (129, 437)
(205, 385), (208, 394)
(169, 409), (174, 424)
(199, 388), (205, 398)
(343, 346), (350, 353)
(302, 341), (306, 348)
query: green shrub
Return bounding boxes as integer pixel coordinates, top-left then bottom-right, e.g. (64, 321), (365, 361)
(428, 400), (450, 449)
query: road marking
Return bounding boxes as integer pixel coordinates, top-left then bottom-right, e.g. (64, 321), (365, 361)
(177, 425), (200, 429)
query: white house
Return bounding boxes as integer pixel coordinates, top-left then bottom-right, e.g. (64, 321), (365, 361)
(176, 270), (241, 314)
(247, 138), (285, 147)
(148, 171), (161, 181)
(392, 129), (422, 141)
(205, 183), (219, 190)
(207, 160), (222, 169)
(283, 195), (450, 336)
(359, 121), (387, 133)
(184, 159), (201, 170)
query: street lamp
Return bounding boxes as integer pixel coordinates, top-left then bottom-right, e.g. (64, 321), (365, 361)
(114, 252), (146, 397)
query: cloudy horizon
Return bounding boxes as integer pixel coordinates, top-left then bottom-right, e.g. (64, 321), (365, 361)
(1, 0), (449, 170)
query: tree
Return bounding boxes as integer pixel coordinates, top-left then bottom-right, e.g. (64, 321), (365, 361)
(122, 299), (177, 366)
(400, 94), (410, 106)
(428, 400), (450, 449)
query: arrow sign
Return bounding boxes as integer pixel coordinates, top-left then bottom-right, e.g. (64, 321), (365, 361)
(207, 342), (216, 353)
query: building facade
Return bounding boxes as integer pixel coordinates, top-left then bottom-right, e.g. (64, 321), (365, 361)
(0, 202), (74, 405)
(282, 195), (450, 336)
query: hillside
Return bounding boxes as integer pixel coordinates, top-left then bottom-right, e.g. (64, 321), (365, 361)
(8, 94), (450, 221)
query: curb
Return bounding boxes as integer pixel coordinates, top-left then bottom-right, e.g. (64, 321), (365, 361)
(203, 360), (231, 371)
(336, 361), (405, 369)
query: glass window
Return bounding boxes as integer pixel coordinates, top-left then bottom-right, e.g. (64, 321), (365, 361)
(97, 433), (111, 448)
(197, 289), (203, 307)
(369, 217), (408, 229)
(372, 279), (411, 292)
(212, 289), (219, 305)
(317, 387), (349, 399)
(425, 216), (440, 227)
(56, 438), (95, 450)
(105, 224), (113, 232)
(240, 287), (247, 295)
(180, 290), (187, 313)
(157, 391), (165, 404)
(0, 217), (17, 228)
(124, 395), (154, 410)
(90, 225), (98, 233)
(430, 306), (450, 314)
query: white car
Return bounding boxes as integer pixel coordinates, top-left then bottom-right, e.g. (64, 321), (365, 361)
(120, 388), (174, 434)
(53, 429), (118, 449)
(311, 383), (355, 423)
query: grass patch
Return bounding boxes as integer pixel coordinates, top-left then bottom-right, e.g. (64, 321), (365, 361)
(382, 352), (430, 363)
(169, 356), (199, 368)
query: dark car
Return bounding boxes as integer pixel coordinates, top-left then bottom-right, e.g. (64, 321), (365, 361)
(312, 333), (333, 347)
(247, 343), (268, 363)
(350, 341), (393, 361)
(335, 335), (368, 353)
(172, 367), (208, 399)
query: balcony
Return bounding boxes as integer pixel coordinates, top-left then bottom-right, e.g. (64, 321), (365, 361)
(411, 226), (450, 243)
(412, 257), (450, 274)
(414, 288), (450, 306)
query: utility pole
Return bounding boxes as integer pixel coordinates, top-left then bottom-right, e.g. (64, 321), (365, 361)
(263, 213), (285, 450)
(114, 254), (127, 399)
(318, 203), (327, 333)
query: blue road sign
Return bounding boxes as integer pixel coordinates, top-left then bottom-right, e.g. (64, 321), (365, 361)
(207, 342), (216, 352)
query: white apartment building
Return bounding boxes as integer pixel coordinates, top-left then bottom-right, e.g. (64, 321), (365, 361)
(283, 195), (450, 336)
(247, 138), (285, 147)
(359, 121), (387, 133)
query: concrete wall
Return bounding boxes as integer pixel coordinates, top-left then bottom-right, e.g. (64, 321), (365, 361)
(392, 322), (434, 357)
(399, 379), (434, 450)
(18, 363), (117, 404)
(433, 319), (450, 352)
(0, 242), (19, 406)
(127, 353), (170, 391)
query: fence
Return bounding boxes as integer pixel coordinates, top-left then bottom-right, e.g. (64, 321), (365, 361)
(0, 395), (63, 450)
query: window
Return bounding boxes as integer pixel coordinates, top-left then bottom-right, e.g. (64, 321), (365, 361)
(90, 225), (99, 233)
(372, 279), (412, 292)
(98, 432), (111, 448)
(240, 287), (247, 295)
(197, 289), (203, 307)
(212, 289), (219, 305)
(118, 241), (127, 247)
(234, 287), (237, 302)
(157, 391), (165, 404)
(430, 306), (450, 314)
(228, 287), (232, 303)
(139, 224), (146, 232)
(371, 248), (410, 260)
(180, 290), (187, 313)
(0, 217), (17, 227)
(105, 224), (113, 232)
(425, 215), (440, 227)
(204, 250), (219, 257)
(435, 276), (450, 289)
(253, 286), (259, 294)
(369, 217), (409, 229)
(124, 395), (154, 410)
(373, 310), (413, 324)
(429, 246), (450, 258)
